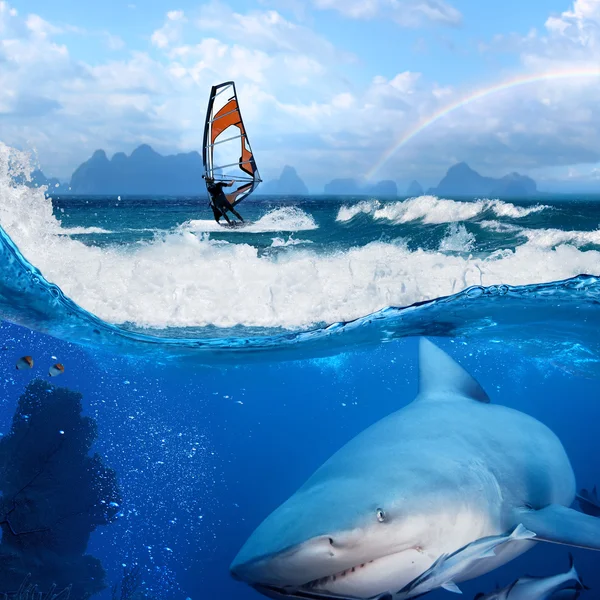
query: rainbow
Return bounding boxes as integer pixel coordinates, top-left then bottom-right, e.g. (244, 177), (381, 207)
(366, 69), (600, 180)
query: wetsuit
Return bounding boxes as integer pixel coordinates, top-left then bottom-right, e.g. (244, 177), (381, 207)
(207, 180), (244, 225)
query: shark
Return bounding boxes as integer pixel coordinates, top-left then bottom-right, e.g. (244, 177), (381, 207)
(230, 339), (600, 600)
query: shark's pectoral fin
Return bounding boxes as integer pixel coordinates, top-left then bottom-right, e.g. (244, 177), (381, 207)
(516, 504), (600, 550)
(440, 581), (462, 594)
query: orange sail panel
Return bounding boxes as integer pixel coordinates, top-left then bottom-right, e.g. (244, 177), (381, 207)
(210, 99), (244, 144)
(202, 82), (261, 207)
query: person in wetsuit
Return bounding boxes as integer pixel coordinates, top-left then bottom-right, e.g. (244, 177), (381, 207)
(203, 175), (244, 225)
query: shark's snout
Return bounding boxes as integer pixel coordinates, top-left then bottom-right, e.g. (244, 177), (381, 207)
(230, 534), (346, 587)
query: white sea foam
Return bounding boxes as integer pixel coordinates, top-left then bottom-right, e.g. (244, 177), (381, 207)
(336, 195), (549, 225)
(270, 236), (313, 247)
(61, 226), (113, 235)
(336, 199), (381, 222)
(439, 224), (476, 252)
(0, 142), (597, 330)
(481, 220), (600, 248)
(489, 201), (547, 218)
(180, 206), (317, 234)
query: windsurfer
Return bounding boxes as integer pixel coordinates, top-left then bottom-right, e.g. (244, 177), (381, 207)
(203, 176), (245, 225)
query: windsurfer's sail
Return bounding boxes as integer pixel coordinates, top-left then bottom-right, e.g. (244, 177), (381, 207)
(202, 81), (261, 207)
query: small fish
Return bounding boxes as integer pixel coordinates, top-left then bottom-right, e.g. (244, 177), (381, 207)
(576, 486), (600, 517)
(48, 363), (65, 377)
(474, 553), (588, 599)
(16, 356), (34, 370)
(396, 524), (536, 598)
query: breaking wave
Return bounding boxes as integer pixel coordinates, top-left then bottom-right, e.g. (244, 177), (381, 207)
(481, 221), (600, 249)
(337, 195), (549, 224)
(336, 199), (381, 222)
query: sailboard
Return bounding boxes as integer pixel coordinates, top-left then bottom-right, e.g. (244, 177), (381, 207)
(202, 81), (262, 208)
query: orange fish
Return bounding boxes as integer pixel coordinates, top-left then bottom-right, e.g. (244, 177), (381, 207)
(16, 356), (34, 370)
(48, 363), (65, 377)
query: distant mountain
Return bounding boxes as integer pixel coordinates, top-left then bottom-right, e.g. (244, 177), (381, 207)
(429, 162), (537, 198)
(368, 180), (397, 197)
(406, 180), (423, 196)
(69, 145), (207, 195)
(324, 178), (360, 195)
(493, 171), (537, 196)
(261, 166), (309, 195)
(323, 178), (397, 197)
(13, 169), (68, 193)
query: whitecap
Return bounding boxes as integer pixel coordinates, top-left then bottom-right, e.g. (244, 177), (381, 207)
(355, 195), (550, 225)
(61, 226), (114, 235)
(180, 206), (317, 234)
(336, 199), (381, 222)
(270, 236), (313, 247)
(439, 224), (476, 252)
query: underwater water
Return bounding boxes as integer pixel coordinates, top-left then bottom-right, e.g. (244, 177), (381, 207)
(0, 143), (599, 599)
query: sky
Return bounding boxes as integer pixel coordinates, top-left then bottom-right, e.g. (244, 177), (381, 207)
(2, 0), (600, 192)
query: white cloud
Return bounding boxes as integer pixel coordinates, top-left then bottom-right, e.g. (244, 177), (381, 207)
(311, 0), (462, 27)
(356, 0), (600, 181)
(25, 14), (62, 37)
(0, 5), (183, 177)
(195, 2), (353, 64)
(257, 0), (310, 21)
(104, 33), (125, 50)
(151, 9), (187, 49)
(409, 0), (462, 26)
(313, 0), (379, 19)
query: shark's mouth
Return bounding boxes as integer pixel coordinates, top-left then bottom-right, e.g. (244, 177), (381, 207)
(301, 559), (378, 591)
(253, 582), (393, 600)
(251, 556), (403, 600)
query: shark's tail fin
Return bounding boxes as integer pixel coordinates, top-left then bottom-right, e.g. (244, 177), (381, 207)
(567, 553), (589, 591)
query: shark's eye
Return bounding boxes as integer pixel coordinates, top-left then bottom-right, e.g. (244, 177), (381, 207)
(376, 508), (386, 523)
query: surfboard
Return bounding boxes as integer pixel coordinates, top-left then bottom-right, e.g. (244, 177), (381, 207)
(219, 221), (252, 229)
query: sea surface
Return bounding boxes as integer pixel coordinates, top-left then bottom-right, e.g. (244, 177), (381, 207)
(0, 145), (599, 599)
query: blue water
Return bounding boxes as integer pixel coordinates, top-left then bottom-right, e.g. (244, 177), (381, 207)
(0, 150), (599, 598)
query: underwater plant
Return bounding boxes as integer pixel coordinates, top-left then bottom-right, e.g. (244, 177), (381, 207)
(0, 379), (122, 599)
(0, 574), (71, 600)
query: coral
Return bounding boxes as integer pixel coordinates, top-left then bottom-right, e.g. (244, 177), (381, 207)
(0, 380), (121, 599)
(0, 574), (71, 599)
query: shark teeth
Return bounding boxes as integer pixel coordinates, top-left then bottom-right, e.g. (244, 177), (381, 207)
(302, 560), (375, 589)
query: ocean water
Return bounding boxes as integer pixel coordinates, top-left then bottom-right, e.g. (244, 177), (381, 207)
(0, 143), (599, 599)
